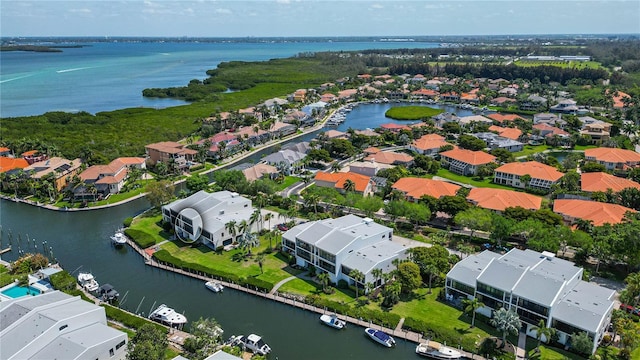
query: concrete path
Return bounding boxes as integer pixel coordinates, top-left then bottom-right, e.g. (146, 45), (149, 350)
(516, 331), (527, 359)
(268, 275), (297, 295)
(395, 317), (405, 332)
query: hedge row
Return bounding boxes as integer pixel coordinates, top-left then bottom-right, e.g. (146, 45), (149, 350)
(152, 249), (273, 292)
(102, 303), (167, 333)
(305, 295), (401, 329)
(402, 316), (477, 350)
(124, 228), (157, 248)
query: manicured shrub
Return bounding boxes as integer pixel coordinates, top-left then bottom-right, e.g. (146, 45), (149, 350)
(124, 228), (157, 248)
(123, 217), (133, 227)
(337, 279), (349, 289)
(102, 304), (167, 333)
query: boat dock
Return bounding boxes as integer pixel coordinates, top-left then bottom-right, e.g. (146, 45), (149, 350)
(125, 238), (486, 359)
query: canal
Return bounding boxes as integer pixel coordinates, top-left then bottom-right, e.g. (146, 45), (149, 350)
(0, 102), (476, 359)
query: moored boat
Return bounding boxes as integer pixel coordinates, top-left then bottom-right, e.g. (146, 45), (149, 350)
(98, 283), (120, 302)
(205, 280), (224, 293)
(365, 327), (395, 347)
(415, 342), (463, 359)
(111, 229), (127, 246)
(77, 272), (99, 292)
(319, 314), (345, 329)
(149, 304), (187, 328)
(229, 334), (271, 355)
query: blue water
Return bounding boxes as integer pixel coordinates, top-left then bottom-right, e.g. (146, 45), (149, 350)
(0, 40), (439, 118)
(1, 285), (40, 298)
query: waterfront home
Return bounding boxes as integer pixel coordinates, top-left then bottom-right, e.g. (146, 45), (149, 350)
(262, 149), (306, 175)
(320, 93), (337, 103)
(466, 187), (542, 212)
(324, 129), (348, 140)
(338, 89), (358, 100)
(458, 115), (493, 126)
(579, 123), (611, 144)
(0, 290), (128, 360)
(269, 121), (297, 138)
(75, 157), (145, 199)
(474, 132), (524, 152)
(348, 161), (393, 177)
(580, 172), (640, 193)
(494, 161), (564, 191)
(292, 89), (307, 102)
(145, 141), (197, 169)
(487, 113), (525, 124)
(314, 171), (374, 196)
(162, 190), (256, 249)
(24, 157), (82, 191)
(363, 150), (414, 167)
(532, 123), (570, 138)
(440, 148), (497, 176)
(0, 157), (29, 173)
(21, 150), (48, 165)
(553, 199), (636, 227)
(0, 147), (11, 157)
(282, 215), (409, 288)
(410, 134), (451, 156)
(391, 177), (461, 201)
(490, 97), (517, 107)
(379, 123), (410, 133)
(445, 248), (614, 355)
(262, 97), (289, 110)
(242, 163), (279, 182)
(584, 147), (640, 170)
(410, 88), (438, 100)
(488, 125), (523, 141)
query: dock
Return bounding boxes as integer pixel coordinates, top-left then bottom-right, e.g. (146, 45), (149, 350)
(0, 247), (11, 255)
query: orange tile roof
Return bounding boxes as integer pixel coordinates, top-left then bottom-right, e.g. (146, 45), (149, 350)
(314, 171), (371, 193)
(363, 147), (381, 154)
(96, 168), (128, 185)
(585, 147), (640, 164)
(440, 148), (496, 166)
(487, 113), (525, 123)
(21, 150), (39, 156)
(364, 151), (414, 165)
(411, 88), (438, 97)
(0, 147), (10, 153)
(392, 177), (461, 199)
(495, 161), (564, 182)
(380, 123), (410, 131)
(0, 157), (29, 173)
(467, 188), (542, 212)
(553, 199), (636, 226)
(532, 123), (570, 137)
(338, 89), (358, 98)
(488, 125), (522, 140)
(412, 134), (450, 151)
(580, 172), (640, 193)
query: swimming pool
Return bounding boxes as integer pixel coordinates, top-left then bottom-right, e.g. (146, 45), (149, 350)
(1, 285), (40, 298)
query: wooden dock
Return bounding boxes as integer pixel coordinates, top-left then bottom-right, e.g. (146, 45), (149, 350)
(0, 247), (11, 255)
(125, 238), (486, 359)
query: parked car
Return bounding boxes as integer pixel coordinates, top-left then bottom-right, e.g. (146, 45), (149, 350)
(277, 224), (289, 231)
(620, 303), (640, 317)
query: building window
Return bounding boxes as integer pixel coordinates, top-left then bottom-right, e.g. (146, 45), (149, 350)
(116, 340), (126, 350)
(110, 348), (115, 357)
(59, 324), (68, 331)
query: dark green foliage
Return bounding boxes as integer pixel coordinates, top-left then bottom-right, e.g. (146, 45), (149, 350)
(127, 323), (168, 360)
(384, 106), (444, 120)
(123, 217), (133, 227)
(49, 271), (78, 292)
(458, 135), (487, 151)
(402, 317), (477, 350)
(124, 228), (158, 248)
(102, 304), (166, 332)
(581, 161), (608, 173)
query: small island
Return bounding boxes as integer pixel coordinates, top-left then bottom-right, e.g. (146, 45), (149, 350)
(384, 106), (444, 120)
(0, 44), (85, 53)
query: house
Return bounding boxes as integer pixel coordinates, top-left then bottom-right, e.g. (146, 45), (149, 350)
(487, 113), (525, 124)
(338, 89), (358, 100)
(410, 134), (451, 156)
(391, 177), (461, 201)
(584, 147), (640, 170)
(458, 115), (493, 126)
(490, 97), (517, 107)
(466, 187), (542, 212)
(440, 148), (497, 176)
(488, 125), (522, 140)
(24, 157), (82, 191)
(533, 124), (570, 138)
(473, 133), (524, 152)
(145, 141), (197, 168)
(314, 171), (374, 196)
(446, 248), (614, 355)
(21, 150), (48, 165)
(579, 123), (611, 144)
(242, 163), (279, 182)
(498, 87), (518, 97)
(432, 112), (460, 128)
(320, 93), (337, 103)
(494, 161), (564, 190)
(550, 99), (579, 114)
(348, 161), (393, 177)
(77, 157), (146, 197)
(611, 90), (631, 109)
(0, 147), (11, 157)
(580, 172), (640, 193)
(410, 88), (438, 100)
(0, 291), (128, 360)
(520, 95), (547, 111)
(324, 129), (348, 140)
(0, 157), (29, 173)
(269, 121), (297, 138)
(162, 190), (256, 249)
(293, 89), (307, 102)
(262, 97), (289, 110)
(553, 199), (636, 226)
(282, 215), (409, 287)
(262, 149), (306, 175)
(363, 150), (414, 166)
(379, 123), (410, 133)
(533, 113), (565, 127)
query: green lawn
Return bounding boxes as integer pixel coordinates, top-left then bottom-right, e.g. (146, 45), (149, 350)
(512, 145), (551, 158)
(572, 145), (598, 151)
(524, 337), (587, 360)
(435, 169), (513, 189)
(275, 176), (300, 191)
(513, 60), (603, 70)
(385, 106), (444, 120)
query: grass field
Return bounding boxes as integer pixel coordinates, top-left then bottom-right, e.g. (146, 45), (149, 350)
(513, 60), (603, 69)
(385, 106), (444, 120)
(512, 145), (551, 158)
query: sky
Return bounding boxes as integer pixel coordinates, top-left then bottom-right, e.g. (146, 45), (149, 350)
(1, 0), (639, 38)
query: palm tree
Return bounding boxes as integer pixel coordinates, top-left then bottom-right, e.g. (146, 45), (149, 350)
(343, 179), (356, 193)
(350, 269), (365, 299)
(371, 268), (383, 287)
(238, 231), (260, 256)
(624, 272), (640, 306)
(425, 264), (439, 294)
(317, 272), (330, 292)
(249, 209), (262, 233)
(303, 193), (320, 214)
(462, 297), (484, 328)
(490, 308), (522, 348)
(331, 161), (341, 172)
(264, 213), (273, 231)
(255, 254), (265, 274)
(237, 220), (249, 237)
(225, 220), (237, 243)
(532, 319), (555, 351)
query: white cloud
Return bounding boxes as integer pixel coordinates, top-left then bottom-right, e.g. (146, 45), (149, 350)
(69, 8), (92, 14)
(370, 3), (384, 9)
(215, 8), (232, 14)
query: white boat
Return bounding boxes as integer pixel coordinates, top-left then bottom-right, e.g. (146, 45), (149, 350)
(365, 327), (395, 347)
(319, 314), (345, 329)
(205, 280), (224, 293)
(230, 334), (271, 355)
(415, 343), (463, 359)
(77, 272), (99, 292)
(111, 229), (127, 246)
(149, 304), (188, 328)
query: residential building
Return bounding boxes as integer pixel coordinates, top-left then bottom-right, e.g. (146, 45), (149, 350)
(269, 121), (297, 137)
(0, 157), (29, 173)
(21, 150), (48, 165)
(488, 125), (522, 140)
(324, 129), (348, 140)
(363, 150), (414, 166)
(391, 177), (461, 201)
(533, 113), (565, 127)
(282, 215), (409, 286)
(410, 134), (451, 156)
(379, 123), (410, 133)
(293, 89), (307, 102)
(458, 115), (493, 126)
(338, 89), (358, 100)
(24, 157), (82, 191)
(553, 199), (636, 226)
(314, 171), (374, 196)
(466, 187), (542, 212)
(0, 291), (128, 360)
(494, 161), (564, 190)
(533, 123), (570, 138)
(262, 149), (306, 175)
(440, 148), (496, 176)
(490, 97), (517, 107)
(579, 123), (611, 144)
(487, 113), (525, 124)
(474, 132), (524, 152)
(584, 147), (640, 170)
(145, 141), (197, 169)
(242, 163), (279, 182)
(77, 157), (145, 198)
(520, 95), (547, 111)
(0, 147), (11, 157)
(162, 190), (256, 249)
(446, 249), (614, 355)
(580, 172), (640, 193)
(550, 99), (579, 114)
(410, 88), (438, 100)
(348, 161), (393, 177)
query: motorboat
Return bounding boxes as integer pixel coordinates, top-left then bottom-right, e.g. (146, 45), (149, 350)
(365, 327), (395, 348)
(111, 229), (127, 246)
(205, 280), (224, 293)
(149, 304), (188, 328)
(229, 334), (271, 355)
(98, 283), (120, 302)
(77, 272), (99, 292)
(319, 314), (345, 329)
(415, 342), (463, 359)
